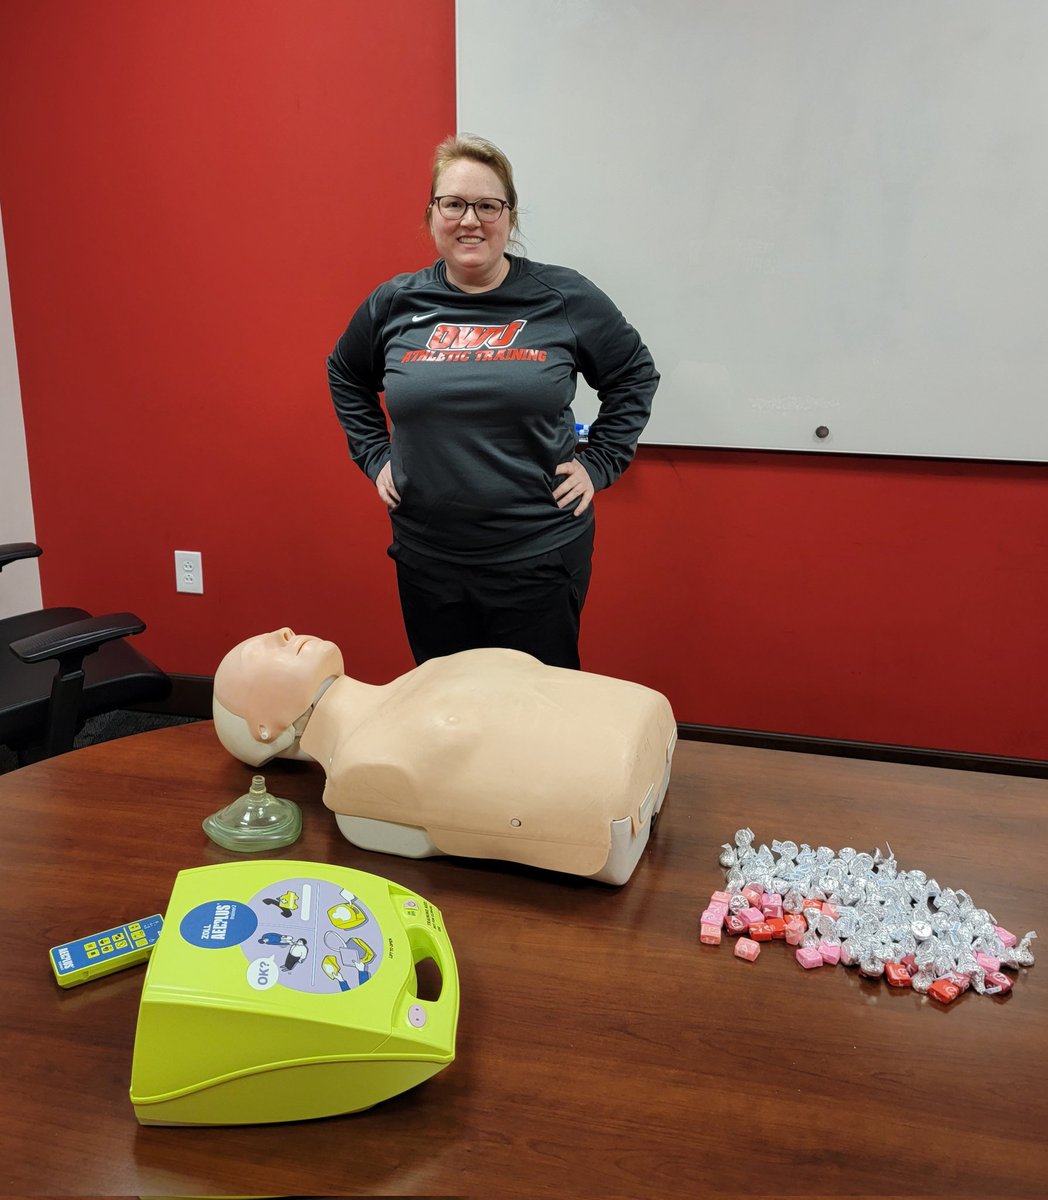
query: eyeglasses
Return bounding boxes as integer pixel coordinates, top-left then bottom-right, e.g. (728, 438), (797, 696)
(431, 195), (511, 223)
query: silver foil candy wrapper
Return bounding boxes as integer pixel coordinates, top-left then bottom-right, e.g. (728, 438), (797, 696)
(1009, 932), (1038, 968)
(911, 970), (934, 994)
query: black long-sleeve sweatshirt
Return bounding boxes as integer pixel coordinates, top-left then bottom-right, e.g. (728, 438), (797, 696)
(327, 255), (659, 564)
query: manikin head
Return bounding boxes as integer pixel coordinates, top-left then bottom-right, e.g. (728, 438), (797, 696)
(213, 628), (345, 766)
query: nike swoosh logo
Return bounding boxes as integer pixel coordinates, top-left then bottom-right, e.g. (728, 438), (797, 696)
(411, 311), (439, 323)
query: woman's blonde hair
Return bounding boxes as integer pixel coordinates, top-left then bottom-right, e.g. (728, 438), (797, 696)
(427, 133), (523, 248)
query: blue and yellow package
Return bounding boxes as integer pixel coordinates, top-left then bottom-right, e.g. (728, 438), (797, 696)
(130, 860), (458, 1125)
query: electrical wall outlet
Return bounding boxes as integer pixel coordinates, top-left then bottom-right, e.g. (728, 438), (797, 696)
(174, 550), (204, 594)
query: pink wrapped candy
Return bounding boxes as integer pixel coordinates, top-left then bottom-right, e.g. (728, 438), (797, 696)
(784, 918), (805, 947)
(734, 937), (761, 962)
(819, 940), (842, 966)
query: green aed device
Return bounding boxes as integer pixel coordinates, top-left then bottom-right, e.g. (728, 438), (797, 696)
(129, 860), (459, 1125)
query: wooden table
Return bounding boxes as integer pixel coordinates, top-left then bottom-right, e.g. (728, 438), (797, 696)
(4, 722), (1046, 1199)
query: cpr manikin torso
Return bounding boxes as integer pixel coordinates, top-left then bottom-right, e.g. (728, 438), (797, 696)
(213, 632), (677, 885)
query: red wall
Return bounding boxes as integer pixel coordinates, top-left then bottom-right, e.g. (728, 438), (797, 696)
(2, 2), (1045, 761)
(586, 449), (1047, 759)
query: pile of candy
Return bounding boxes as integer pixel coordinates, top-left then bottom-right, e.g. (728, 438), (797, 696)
(700, 829), (1037, 1004)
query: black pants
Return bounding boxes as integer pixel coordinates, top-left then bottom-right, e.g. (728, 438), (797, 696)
(390, 524), (594, 670)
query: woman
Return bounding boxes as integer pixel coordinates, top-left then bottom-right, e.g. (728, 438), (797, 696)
(327, 134), (658, 669)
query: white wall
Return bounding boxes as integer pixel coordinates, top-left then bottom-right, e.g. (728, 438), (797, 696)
(460, 0), (1048, 461)
(0, 204), (41, 617)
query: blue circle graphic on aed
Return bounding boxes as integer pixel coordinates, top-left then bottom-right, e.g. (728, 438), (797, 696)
(179, 899), (258, 948)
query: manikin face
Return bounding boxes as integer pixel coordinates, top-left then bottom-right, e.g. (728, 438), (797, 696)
(429, 158), (511, 290)
(213, 628), (344, 742)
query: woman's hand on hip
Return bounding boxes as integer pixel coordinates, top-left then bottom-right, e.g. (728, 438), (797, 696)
(376, 460), (400, 510)
(553, 458), (595, 516)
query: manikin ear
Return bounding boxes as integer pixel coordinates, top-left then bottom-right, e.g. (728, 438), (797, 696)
(257, 720), (306, 758)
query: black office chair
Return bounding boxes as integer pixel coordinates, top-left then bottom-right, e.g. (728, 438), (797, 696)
(0, 542), (171, 764)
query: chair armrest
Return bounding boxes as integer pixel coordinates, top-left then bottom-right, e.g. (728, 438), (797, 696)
(0, 542), (43, 573)
(10, 613), (146, 668)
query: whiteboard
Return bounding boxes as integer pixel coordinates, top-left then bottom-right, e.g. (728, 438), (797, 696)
(458, 0), (1048, 460)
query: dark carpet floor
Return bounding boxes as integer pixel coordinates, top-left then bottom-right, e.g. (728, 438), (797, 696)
(0, 710), (200, 776)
